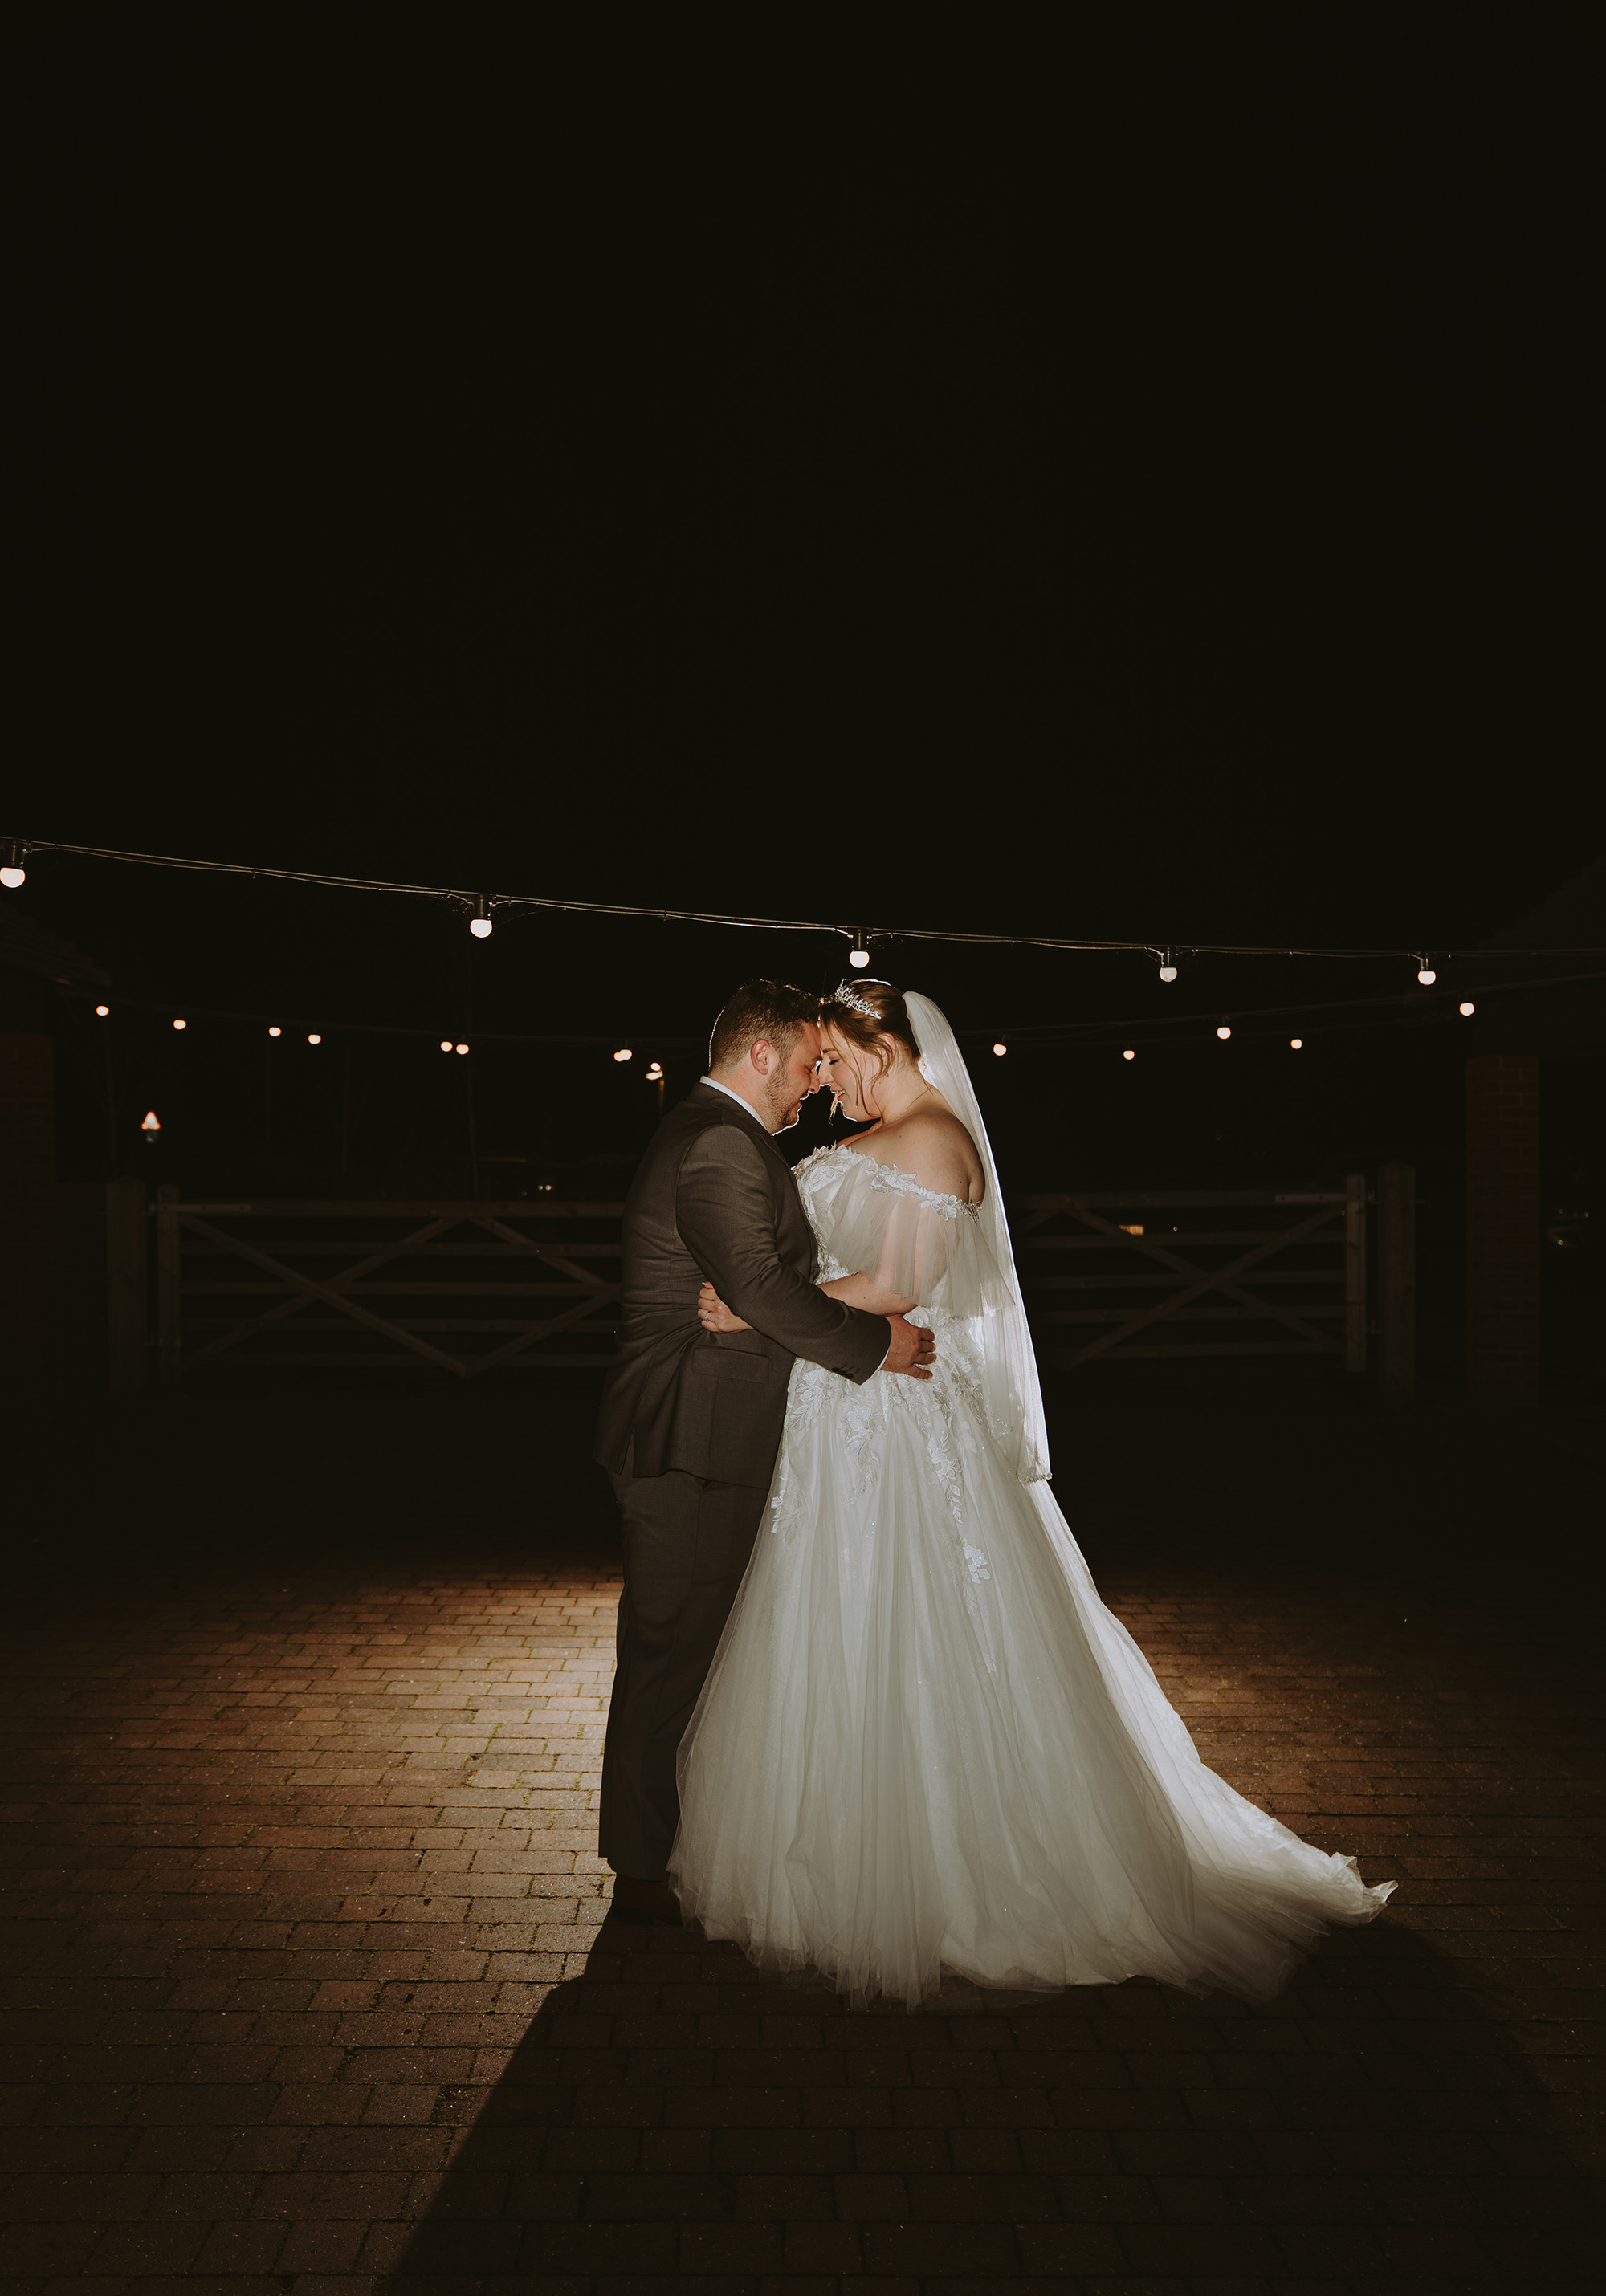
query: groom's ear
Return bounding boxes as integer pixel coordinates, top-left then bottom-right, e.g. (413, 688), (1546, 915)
(746, 1037), (774, 1074)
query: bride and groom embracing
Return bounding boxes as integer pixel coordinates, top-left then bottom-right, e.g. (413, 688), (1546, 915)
(593, 976), (1392, 2009)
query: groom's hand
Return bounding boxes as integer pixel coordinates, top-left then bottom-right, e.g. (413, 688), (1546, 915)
(883, 1314), (936, 1380)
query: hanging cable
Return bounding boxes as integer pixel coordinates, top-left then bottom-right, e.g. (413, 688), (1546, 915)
(11, 832), (1596, 963)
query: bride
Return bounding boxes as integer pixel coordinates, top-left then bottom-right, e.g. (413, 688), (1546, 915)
(672, 979), (1393, 2009)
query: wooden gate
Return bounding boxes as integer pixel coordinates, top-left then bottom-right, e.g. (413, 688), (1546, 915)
(1011, 1182), (1368, 1371)
(153, 1194), (626, 1383)
(146, 1175), (1402, 1387)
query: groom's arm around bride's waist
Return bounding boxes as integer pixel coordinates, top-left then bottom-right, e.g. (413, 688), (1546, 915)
(677, 1126), (887, 1385)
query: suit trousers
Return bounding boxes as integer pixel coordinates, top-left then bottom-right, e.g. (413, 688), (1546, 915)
(598, 1468), (768, 1881)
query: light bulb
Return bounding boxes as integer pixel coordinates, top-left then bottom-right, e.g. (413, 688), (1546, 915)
(848, 934), (870, 969)
(1156, 951), (1178, 983)
(268, 1025), (281, 1038)
(95, 1004), (109, 1018)
(1416, 966), (1437, 986)
(173, 1017), (187, 1032)
(646, 1062), (663, 1080)
(308, 1032), (321, 1046)
(455, 1043), (469, 1056)
(993, 1043), (1007, 1057)
(0, 841), (25, 889)
(613, 1048), (632, 1063)
(1122, 1048), (1135, 1061)
(1290, 1037), (1303, 1050)
(140, 1110), (161, 1133)
(440, 1040), (453, 1052)
(1217, 1024), (1232, 1040)
(470, 895), (493, 938)
(1459, 1000), (1475, 1017)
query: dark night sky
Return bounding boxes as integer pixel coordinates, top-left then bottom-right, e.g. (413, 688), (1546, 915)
(8, 15), (1603, 1193)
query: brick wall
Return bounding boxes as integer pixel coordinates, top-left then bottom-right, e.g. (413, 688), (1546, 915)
(1465, 1053), (1539, 1411)
(0, 1032), (56, 1387)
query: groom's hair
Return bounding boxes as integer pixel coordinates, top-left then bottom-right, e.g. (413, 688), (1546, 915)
(709, 979), (821, 1072)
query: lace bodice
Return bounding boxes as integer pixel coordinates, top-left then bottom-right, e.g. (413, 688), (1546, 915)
(793, 1145), (987, 1307)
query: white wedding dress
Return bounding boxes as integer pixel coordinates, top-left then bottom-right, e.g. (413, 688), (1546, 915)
(671, 1001), (1394, 2010)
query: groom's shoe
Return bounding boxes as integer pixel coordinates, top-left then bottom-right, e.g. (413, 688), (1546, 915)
(609, 1874), (683, 1926)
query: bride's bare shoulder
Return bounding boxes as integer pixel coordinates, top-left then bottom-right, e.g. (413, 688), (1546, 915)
(893, 1109), (985, 1205)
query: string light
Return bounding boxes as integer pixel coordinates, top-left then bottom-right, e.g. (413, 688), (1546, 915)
(1123, 1048), (1135, 1060)
(469, 896), (493, 940)
(1156, 951), (1178, 983)
(645, 1060), (663, 1081)
(454, 1043), (469, 1056)
(0, 841), (26, 889)
(14, 833), (1600, 971)
(60, 962), (1587, 1079)
(1416, 959), (1437, 985)
(141, 1110), (161, 1134)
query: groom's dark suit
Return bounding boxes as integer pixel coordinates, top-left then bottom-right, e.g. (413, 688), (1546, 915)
(595, 1082), (890, 1880)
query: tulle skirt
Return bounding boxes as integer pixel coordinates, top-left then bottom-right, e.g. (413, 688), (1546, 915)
(671, 1344), (1393, 2009)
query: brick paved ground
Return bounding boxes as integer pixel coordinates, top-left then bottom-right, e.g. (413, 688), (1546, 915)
(2, 1384), (1601, 2294)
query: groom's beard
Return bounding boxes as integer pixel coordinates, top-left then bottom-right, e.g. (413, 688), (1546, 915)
(761, 1079), (809, 1134)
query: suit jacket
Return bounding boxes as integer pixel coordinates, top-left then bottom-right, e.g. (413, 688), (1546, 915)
(594, 1083), (891, 1488)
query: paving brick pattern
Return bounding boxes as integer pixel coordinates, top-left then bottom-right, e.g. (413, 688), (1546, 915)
(2, 1392), (1600, 2293)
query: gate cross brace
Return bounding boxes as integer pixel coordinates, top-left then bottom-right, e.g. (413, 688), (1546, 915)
(180, 1212), (625, 1379)
(180, 1215), (473, 1375)
(1053, 1202), (1346, 1366)
(185, 1215), (462, 1366)
(467, 1216), (622, 1369)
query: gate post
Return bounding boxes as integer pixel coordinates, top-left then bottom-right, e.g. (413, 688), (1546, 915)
(1344, 1172), (1368, 1374)
(106, 1177), (147, 1390)
(156, 1186), (182, 1388)
(1465, 1055), (1540, 1411)
(1376, 1161), (1416, 1407)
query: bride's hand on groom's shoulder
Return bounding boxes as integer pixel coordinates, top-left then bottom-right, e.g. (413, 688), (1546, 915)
(697, 1282), (751, 1334)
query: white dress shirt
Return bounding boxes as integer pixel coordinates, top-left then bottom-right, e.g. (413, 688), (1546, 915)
(698, 1073), (772, 1130)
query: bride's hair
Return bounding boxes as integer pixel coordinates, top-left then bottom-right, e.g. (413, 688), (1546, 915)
(818, 979), (920, 1086)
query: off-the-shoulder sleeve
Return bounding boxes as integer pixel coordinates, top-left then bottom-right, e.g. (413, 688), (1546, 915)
(826, 1168), (1016, 1317)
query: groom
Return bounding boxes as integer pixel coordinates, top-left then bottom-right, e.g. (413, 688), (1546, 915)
(593, 978), (936, 1919)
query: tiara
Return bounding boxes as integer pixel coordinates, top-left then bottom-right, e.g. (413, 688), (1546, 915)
(831, 980), (881, 1018)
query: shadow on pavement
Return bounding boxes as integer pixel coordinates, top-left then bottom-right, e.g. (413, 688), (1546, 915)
(379, 1907), (1596, 2290)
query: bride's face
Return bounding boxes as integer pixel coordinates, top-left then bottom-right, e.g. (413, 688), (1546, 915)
(820, 1026), (887, 1123)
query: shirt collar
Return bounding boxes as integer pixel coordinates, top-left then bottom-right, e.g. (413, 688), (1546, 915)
(699, 1074), (773, 1133)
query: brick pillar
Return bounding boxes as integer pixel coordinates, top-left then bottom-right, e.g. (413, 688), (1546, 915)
(1465, 1053), (1540, 1411)
(0, 1033), (56, 1388)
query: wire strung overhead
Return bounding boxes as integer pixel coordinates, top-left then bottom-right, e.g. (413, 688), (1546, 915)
(60, 959), (1604, 1065)
(8, 833), (1598, 966)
